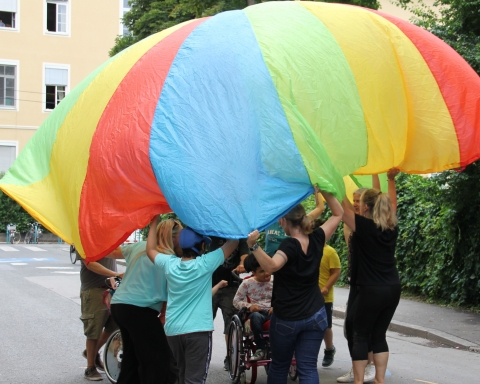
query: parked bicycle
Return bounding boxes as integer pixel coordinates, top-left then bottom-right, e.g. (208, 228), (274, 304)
(6, 224), (20, 244)
(24, 222), (42, 244)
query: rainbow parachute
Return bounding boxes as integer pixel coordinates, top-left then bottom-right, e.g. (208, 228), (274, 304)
(1, 2), (479, 260)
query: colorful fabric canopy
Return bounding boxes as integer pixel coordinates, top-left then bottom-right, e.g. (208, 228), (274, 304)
(1, 1), (479, 260)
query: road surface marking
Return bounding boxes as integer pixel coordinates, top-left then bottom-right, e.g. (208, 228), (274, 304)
(11, 263), (28, 265)
(36, 267), (74, 269)
(415, 380), (438, 384)
(0, 246), (19, 252)
(53, 271), (80, 274)
(22, 246), (47, 252)
(0, 258), (57, 263)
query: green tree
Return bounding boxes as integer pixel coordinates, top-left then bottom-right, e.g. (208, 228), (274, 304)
(0, 173), (35, 233)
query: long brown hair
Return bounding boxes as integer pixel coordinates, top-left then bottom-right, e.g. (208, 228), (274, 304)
(156, 219), (182, 255)
(361, 189), (397, 231)
(284, 204), (314, 235)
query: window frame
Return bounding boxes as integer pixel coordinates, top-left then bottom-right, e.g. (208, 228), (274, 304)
(44, 0), (70, 36)
(0, 140), (18, 174)
(0, 0), (19, 31)
(0, 59), (19, 111)
(42, 62), (69, 113)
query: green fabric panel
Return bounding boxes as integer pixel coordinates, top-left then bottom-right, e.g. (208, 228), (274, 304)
(0, 56), (118, 187)
(245, 2), (368, 199)
(352, 174), (388, 192)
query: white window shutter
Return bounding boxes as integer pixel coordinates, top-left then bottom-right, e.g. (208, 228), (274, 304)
(45, 68), (68, 86)
(0, 0), (17, 12)
(0, 145), (16, 173)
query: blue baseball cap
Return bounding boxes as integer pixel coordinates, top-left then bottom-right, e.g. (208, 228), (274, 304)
(179, 228), (212, 255)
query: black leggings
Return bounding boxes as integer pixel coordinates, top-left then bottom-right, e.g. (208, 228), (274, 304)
(111, 303), (175, 384)
(347, 285), (401, 361)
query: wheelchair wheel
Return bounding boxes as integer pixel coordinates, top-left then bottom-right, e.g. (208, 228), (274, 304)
(103, 329), (123, 383)
(70, 245), (77, 264)
(227, 314), (244, 383)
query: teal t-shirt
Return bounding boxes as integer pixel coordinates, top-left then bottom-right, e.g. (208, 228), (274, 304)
(264, 222), (288, 256)
(154, 248), (224, 336)
(111, 242), (167, 312)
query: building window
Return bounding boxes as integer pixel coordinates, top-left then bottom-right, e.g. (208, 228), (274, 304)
(0, 141), (17, 173)
(0, 64), (16, 108)
(46, 0), (68, 33)
(121, 0), (131, 36)
(44, 66), (68, 110)
(0, 0), (17, 29)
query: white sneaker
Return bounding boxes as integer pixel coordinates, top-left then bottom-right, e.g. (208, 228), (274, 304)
(337, 368), (354, 383)
(364, 364), (376, 383)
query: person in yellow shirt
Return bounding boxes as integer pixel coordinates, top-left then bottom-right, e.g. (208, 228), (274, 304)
(318, 243), (341, 367)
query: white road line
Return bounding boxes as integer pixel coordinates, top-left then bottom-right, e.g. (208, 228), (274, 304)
(22, 246), (47, 252)
(0, 246), (19, 252)
(36, 267), (74, 270)
(11, 263), (28, 265)
(53, 271), (80, 274)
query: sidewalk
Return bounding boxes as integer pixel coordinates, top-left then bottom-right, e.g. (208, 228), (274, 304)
(333, 287), (480, 353)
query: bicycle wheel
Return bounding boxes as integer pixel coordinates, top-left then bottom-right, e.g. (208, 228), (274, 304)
(70, 245), (77, 264)
(12, 232), (20, 244)
(24, 232), (32, 244)
(104, 329), (123, 383)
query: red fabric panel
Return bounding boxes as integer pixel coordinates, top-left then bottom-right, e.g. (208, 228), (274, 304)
(80, 19), (207, 261)
(370, 10), (480, 167)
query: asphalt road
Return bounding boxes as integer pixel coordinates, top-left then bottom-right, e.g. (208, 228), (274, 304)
(0, 244), (478, 384)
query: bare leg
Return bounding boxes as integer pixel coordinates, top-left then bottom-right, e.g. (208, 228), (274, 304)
(352, 360), (368, 384)
(368, 351), (374, 364)
(96, 330), (112, 355)
(373, 352), (389, 384)
(86, 339), (98, 367)
(323, 328), (333, 349)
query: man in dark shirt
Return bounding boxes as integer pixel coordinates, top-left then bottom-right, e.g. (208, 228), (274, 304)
(209, 237), (249, 370)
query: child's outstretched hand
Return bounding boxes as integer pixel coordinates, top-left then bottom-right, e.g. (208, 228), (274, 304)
(218, 280), (228, 289)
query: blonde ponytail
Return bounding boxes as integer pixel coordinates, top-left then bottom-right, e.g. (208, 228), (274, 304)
(361, 189), (397, 231)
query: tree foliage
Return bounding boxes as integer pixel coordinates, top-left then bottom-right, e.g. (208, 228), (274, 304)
(0, 173), (36, 233)
(393, 0), (480, 72)
(110, 0), (380, 56)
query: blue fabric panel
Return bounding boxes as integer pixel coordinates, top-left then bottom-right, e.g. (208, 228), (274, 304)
(150, 10), (313, 238)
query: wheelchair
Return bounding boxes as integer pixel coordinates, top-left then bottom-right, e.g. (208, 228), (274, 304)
(227, 308), (297, 384)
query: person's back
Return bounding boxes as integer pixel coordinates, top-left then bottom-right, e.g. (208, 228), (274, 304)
(158, 249), (224, 335)
(111, 241), (167, 311)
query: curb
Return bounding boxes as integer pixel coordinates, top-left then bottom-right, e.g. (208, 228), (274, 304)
(333, 307), (480, 353)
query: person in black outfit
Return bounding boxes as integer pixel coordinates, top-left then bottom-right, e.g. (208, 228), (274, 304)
(342, 172), (401, 384)
(209, 237), (249, 370)
(247, 189), (343, 384)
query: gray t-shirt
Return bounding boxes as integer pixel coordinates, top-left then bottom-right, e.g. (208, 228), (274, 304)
(80, 254), (117, 291)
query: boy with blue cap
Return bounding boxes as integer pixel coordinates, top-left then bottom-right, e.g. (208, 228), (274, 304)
(147, 215), (238, 384)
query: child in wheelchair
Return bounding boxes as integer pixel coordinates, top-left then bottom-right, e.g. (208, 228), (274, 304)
(233, 253), (273, 361)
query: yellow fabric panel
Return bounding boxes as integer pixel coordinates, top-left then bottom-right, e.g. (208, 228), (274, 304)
(301, 2), (459, 174)
(31, 21), (195, 257)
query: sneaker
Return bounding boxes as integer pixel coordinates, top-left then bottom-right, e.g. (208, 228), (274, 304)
(250, 349), (265, 361)
(337, 368), (354, 383)
(322, 345), (336, 367)
(364, 363), (376, 383)
(223, 357), (229, 371)
(82, 349), (105, 371)
(84, 366), (103, 381)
